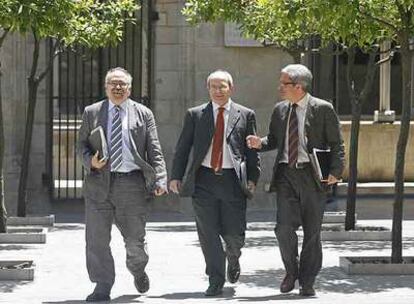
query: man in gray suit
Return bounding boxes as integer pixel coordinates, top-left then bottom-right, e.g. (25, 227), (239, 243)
(77, 67), (167, 302)
(170, 70), (260, 296)
(247, 64), (344, 297)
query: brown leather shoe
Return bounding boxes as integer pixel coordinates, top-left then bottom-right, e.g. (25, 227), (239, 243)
(280, 274), (297, 293)
(299, 285), (316, 296)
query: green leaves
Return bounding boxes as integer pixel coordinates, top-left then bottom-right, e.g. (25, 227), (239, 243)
(0, 0), (139, 49)
(182, 0), (414, 51)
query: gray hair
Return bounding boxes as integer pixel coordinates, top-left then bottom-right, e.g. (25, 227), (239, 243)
(206, 70), (234, 88)
(105, 67), (133, 87)
(281, 64), (313, 91)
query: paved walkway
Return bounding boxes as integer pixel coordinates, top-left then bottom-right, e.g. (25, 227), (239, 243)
(1, 218), (414, 303)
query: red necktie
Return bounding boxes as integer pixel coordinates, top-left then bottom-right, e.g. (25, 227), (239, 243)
(211, 107), (225, 172)
(288, 104), (299, 167)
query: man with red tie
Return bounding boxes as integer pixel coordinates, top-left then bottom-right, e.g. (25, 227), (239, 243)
(170, 70), (260, 296)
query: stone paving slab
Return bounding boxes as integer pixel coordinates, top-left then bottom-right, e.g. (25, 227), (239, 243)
(0, 219), (414, 303)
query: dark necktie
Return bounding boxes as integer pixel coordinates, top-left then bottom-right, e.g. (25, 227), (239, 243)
(110, 106), (123, 171)
(210, 107), (225, 173)
(288, 104), (299, 167)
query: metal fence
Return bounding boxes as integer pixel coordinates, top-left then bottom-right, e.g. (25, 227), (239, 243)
(48, 1), (152, 200)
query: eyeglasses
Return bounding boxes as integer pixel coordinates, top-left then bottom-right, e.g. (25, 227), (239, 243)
(107, 81), (129, 88)
(279, 82), (296, 87)
(209, 85), (230, 92)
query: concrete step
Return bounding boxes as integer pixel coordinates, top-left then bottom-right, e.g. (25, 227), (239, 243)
(337, 182), (414, 195)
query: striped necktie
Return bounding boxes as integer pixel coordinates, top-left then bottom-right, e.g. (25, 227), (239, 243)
(110, 106), (123, 171)
(288, 103), (299, 167)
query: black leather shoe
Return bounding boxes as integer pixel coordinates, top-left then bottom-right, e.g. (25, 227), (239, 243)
(86, 292), (110, 302)
(134, 272), (150, 293)
(205, 284), (223, 296)
(299, 285), (316, 296)
(227, 259), (241, 283)
(280, 274), (297, 293)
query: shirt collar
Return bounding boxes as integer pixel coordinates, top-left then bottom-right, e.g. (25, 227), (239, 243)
(108, 99), (128, 112)
(291, 93), (309, 110)
(212, 98), (232, 112)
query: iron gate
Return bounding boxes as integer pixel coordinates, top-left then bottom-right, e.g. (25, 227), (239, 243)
(48, 1), (153, 200)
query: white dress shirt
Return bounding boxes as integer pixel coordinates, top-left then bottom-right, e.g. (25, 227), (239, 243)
(201, 99), (234, 169)
(107, 99), (140, 172)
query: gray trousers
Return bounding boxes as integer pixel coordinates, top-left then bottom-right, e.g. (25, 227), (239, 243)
(85, 171), (149, 294)
(274, 164), (326, 287)
(192, 167), (247, 286)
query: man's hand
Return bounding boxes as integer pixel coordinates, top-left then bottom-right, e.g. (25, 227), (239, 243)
(91, 151), (107, 170)
(247, 180), (256, 193)
(325, 174), (339, 185)
(169, 179), (181, 194)
(154, 187), (167, 196)
(246, 135), (262, 149)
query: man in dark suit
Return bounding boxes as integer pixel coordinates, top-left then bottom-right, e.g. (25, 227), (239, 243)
(170, 70), (260, 296)
(77, 67), (167, 302)
(247, 64), (344, 297)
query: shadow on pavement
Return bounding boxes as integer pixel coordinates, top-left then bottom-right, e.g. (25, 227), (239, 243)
(147, 225), (196, 233)
(43, 294), (142, 304)
(318, 266), (414, 293)
(49, 224), (84, 232)
(237, 294), (311, 302)
(0, 281), (31, 293)
(0, 244), (36, 251)
(245, 236), (277, 248)
(150, 287), (235, 300)
(323, 238), (414, 252)
(239, 266), (414, 294)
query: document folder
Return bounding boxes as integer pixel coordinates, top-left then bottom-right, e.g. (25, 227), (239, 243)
(88, 126), (109, 161)
(309, 148), (331, 181)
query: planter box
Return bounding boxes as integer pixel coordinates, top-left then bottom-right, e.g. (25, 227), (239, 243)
(0, 227), (47, 244)
(340, 256), (414, 275)
(7, 215), (54, 226)
(321, 228), (391, 241)
(323, 211), (357, 224)
(0, 260), (34, 280)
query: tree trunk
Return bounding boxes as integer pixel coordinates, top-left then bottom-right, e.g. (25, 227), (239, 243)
(0, 60), (6, 232)
(345, 101), (361, 230)
(344, 49), (378, 231)
(0, 30), (9, 232)
(391, 39), (412, 263)
(17, 33), (41, 217)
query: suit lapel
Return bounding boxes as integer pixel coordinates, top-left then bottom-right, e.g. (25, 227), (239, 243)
(304, 95), (316, 139)
(98, 100), (109, 138)
(201, 102), (215, 141)
(226, 102), (241, 139)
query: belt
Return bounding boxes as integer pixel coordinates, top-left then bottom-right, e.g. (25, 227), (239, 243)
(200, 166), (234, 176)
(110, 170), (141, 178)
(280, 162), (310, 170)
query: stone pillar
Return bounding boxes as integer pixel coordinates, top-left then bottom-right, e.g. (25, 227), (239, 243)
(374, 40), (395, 123)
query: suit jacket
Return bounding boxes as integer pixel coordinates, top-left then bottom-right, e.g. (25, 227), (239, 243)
(77, 98), (167, 201)
(171, 101), (260, 198)
(261, 95), (345, 191)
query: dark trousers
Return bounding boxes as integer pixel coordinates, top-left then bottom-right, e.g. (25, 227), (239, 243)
(192, 167), (247, 286)
(275, 164), (326, 287)
(85, 171), (149, 294)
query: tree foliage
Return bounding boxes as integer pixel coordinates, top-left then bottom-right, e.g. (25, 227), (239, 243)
(0, 0), (138, 48)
